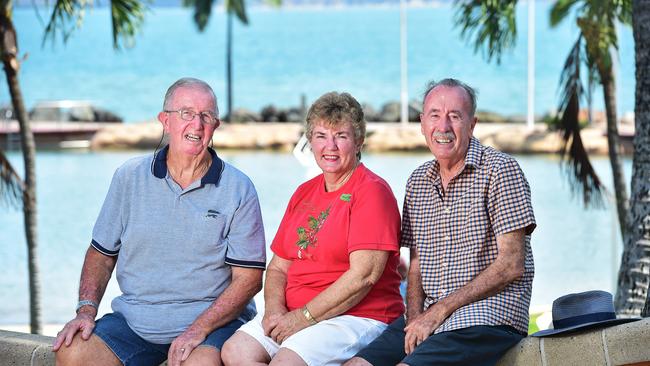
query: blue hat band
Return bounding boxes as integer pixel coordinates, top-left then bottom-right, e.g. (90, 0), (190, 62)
(553, 311), (616, 329)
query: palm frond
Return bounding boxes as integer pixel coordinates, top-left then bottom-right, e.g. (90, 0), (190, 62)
(225, 0), (248, 25)
(42, 0), (147, 49)
(453, 0), (517, 64)
(556, 35), (605, 208)
(184, 0), (213, 31)
(110, 0), (147, 49)
(549, 0), (581, 27)
(42, 0), (90, 47)
(0, 150), (24, 209)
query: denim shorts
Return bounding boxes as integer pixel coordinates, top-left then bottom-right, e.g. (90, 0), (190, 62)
(93, 312), (244, 366)
(354, 316), (524, 366)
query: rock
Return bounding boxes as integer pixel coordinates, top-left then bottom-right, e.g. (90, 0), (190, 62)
(228, 108), (261, 123)
(362, 103), (380, 122)
(93, 107), (123, 122)
(285, 108), (305, 123)
(378, 101), (420, 122)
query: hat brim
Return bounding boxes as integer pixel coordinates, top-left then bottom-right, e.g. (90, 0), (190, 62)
(531, 317), (640, 337)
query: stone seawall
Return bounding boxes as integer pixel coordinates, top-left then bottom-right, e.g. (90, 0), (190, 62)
(2, 318), (648, 366)
(90, 122), (631, 155)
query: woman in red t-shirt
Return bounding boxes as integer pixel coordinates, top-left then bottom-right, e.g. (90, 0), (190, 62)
(222, 92), (405, 366)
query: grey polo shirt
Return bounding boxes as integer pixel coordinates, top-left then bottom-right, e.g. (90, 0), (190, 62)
(91, 146), (266, 344)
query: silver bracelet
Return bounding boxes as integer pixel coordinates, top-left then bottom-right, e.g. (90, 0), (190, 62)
(75, 300), (99, 313)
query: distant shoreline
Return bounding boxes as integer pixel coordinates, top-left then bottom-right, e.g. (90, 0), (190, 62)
(90, 121), (633, 156)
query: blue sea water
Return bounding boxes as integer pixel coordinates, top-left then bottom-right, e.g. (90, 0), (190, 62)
(2, 1), (635, 122)
(0, 149), (630, 325)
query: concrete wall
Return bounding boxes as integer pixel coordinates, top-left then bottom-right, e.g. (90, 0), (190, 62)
(2, 318), (648, 366)
(498, 318), (650, 366)
(0, 330), (55, 366)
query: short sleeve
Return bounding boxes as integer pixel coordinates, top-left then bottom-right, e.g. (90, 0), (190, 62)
(224, 183), (266, 269)
(91, 167), (126, 256)
(347, 181), (401, 253)
(400, 177), (416, 249)
(270, 193), (298, 260)
(488, 157), (536, 236)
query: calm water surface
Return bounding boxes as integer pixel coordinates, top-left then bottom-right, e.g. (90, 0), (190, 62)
(3, 2), (635, 122)
(0, 150), (629, 324)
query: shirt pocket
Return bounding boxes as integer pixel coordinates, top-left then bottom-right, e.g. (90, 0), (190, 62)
(191, 212), (228, 251)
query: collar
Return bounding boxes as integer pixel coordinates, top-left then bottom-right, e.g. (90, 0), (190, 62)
(152, 145), (224, 185)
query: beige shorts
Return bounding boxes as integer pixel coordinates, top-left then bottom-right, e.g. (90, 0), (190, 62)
(236, 311), (387, 366)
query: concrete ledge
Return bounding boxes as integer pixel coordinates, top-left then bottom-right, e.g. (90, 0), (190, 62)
(0, 330), (55, 366)
(497, 318), (650, 366)
(2, 319), (647, 366)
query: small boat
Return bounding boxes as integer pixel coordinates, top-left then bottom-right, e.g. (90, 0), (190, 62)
(0, 100), (122, 150)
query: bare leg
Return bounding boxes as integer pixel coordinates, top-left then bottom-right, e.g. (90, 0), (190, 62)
(221, 331), (271, 366)
(269, 348), (307, 366)
(343, 357), (373, 366)
(55, 333), (121, 366)
(182, 346), (222, 366)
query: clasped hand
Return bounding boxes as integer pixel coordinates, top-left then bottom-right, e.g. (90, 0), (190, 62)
(403, 309), (445, 355)
(263, 309), (309, 345)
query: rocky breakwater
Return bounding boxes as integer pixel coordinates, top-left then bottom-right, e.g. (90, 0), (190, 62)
(91, 122), (303, 151)
(91, 121), (623, 155)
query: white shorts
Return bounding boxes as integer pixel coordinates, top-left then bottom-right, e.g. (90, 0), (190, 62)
(237, 311), (387, 366)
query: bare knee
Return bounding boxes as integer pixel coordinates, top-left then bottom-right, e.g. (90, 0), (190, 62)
(182, 346), (221, 366)
(221, 331), (270, 366)
(343, 357), (373, 366)
(55, 334), (119, 366)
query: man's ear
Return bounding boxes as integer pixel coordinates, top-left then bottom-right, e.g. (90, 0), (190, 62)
(158, 111), (169, 133)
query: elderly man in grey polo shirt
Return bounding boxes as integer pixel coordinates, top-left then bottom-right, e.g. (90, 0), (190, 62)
(53, 77), (266, 366)
(346, 78), (536, 366)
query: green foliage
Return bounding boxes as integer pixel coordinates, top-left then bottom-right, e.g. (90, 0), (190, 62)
(295, 206), (330, 254)
(42, 0), (148, 49)
(0, 149), (24, 209)
(453, 0), (518, 64)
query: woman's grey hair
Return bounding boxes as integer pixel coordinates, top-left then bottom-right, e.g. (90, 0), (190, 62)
(305, 92), (366, 144)
(163, 77), (219, 115)
(422, 78), (478, 117)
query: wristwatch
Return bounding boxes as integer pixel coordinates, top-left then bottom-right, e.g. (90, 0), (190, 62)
(75, 300), (99, 313)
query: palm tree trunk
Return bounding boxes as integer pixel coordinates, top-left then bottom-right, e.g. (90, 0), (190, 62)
(600, 69), (629, 242)
(226, 10), (233, 123)
(0, 10), (42, 334)
(618, 0), (650, 317)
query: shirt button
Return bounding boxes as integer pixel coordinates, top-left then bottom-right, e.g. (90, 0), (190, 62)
(444, 235), (450, 241)
(444, 207), (451, 213)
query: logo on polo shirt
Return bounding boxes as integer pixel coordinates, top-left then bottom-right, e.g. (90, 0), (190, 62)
(206, 209), (220, 218)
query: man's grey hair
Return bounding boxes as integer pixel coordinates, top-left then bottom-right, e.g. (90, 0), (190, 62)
(163, 77), (219, 115)
(422, 78), (478, 117)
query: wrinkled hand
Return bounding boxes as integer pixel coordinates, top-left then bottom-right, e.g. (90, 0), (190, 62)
(403, 309), (445, 355)
(269, 309), (309, 344)
(167, 326), (207, 366)
(52, 312), (96, 352)
(262, 308), (288, 337)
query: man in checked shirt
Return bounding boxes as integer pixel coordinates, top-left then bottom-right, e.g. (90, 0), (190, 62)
(345, 78), (536, 366)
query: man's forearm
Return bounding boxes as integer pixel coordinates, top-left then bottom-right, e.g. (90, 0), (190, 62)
(405, 251), (425, 321)
(78, 246), (117, 316)
(191, 268), (263, 335)
(428, 230), (526, 320)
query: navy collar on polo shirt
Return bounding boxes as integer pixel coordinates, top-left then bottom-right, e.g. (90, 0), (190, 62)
(152, 145), (224, 185)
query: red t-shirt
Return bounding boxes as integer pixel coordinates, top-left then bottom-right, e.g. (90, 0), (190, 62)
(271, 164), (405, 323)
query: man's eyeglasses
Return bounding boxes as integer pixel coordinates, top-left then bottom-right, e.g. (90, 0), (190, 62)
(164, 109), (220, 127)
